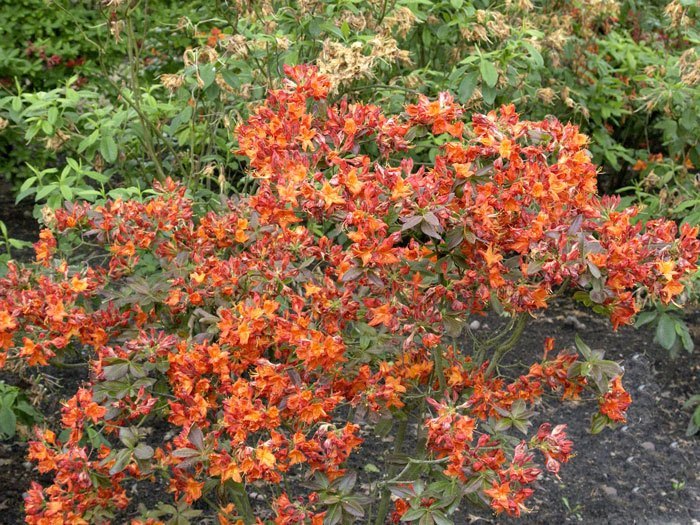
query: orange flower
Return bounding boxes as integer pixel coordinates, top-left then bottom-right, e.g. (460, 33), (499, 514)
(599, 377), (632, 422)
(0, 308), (16, 331)
(70, 275), (89, 292)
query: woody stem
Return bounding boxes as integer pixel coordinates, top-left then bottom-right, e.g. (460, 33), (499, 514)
(373, 415), (409, 525)
(484, 314), (528, 377)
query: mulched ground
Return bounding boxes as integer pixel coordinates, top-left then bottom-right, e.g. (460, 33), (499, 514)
(474, 304), (700, 525)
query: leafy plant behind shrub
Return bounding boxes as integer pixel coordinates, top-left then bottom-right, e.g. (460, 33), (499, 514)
(0, 381), (42, 440)
(1, 0), (699, 207)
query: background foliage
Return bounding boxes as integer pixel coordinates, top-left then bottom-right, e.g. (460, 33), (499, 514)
(1, 0), (699, 213)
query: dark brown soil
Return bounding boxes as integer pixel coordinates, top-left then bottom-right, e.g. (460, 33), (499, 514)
(0, 363), (87, 525)
(0, 178), (39, 260)
(476, 304), (700, 525)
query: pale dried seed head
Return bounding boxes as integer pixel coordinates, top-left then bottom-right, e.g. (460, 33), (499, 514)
(160, 74), (185, 91)
(664, 0), (685, 27)
(199, 46), (219, 63)
(224, 34), (249, 58)
(45, 130), (70, 151)
(275, 36), (291, 51)
(337, 12), (368, 32)
(403, 73), (422, 89)
(485, 11), (511, 40)
(679, 49), (700, 86)
(317, 37), (410, 91)
(383, 7), (418, 38)
(215, 74), (236, 94)
(201, 164), (216, 178)
(176, 16), (191, 31)
(298, 0), (322, 14)
(260, 1), (274, 17)
(109, 19), (124, 42)
(460, 25), (489, 43)
(537, 88), (557, 105)
(94, 154), (104, 173)
(240, 83), (253, 100)
(41, 206), (57, 229)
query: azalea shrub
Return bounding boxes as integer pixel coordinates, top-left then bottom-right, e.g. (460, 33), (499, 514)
(1, 66), (699, 524)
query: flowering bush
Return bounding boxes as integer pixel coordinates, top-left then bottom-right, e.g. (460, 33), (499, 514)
(1, 66), (698, 524)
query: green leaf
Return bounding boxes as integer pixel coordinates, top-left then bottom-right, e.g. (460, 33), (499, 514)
(481, 84), (497, 105)
(78, 130), (99, 153)
(103, 361), (129, 381)
(119, 426), (138, 448)
(35, 183), (58, 201)
(634, 310), (657, 328)
(521, 41), (543, 67)
(324, 504), (342, 525)
(198, 63), (216, 90)
(656, 314), (677, 350)
(308, 17), (324, 38)
(16, 186), (37, 204)
(100, 134), (118, 163)
(84, 170), (109, 184)
(432, 512), (453, 525)
(363, 463), (380, 473)
(0, 405), (16, 438)
(457, 71), (479, 103)
(134, 443), (154, 460)
(336, 471), (357, 493)
(59, 184), (73, 201)
(321, 21), (344, 39)
(679, 325), (694, 352)
(574, 334), (593, 360)
(109, 449), (132, 475)
(342, 499), (365, 518)
(590, 412), (608, 435)
(480, 59), (498, 88)
(419, 512), (434, 525)
(401, 507), (427, 522)
(47, 106), (59, 125)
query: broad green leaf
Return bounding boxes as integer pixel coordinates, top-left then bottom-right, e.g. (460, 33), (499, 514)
(634, 310), (657, 328)
(457, 71), (479, 103)
(198, 63), (216, 90)
(480, 59), (498, 88)
(656, 314), (677, 350)
(100, 134), (118, 163)
(0, 405), (16, 438)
